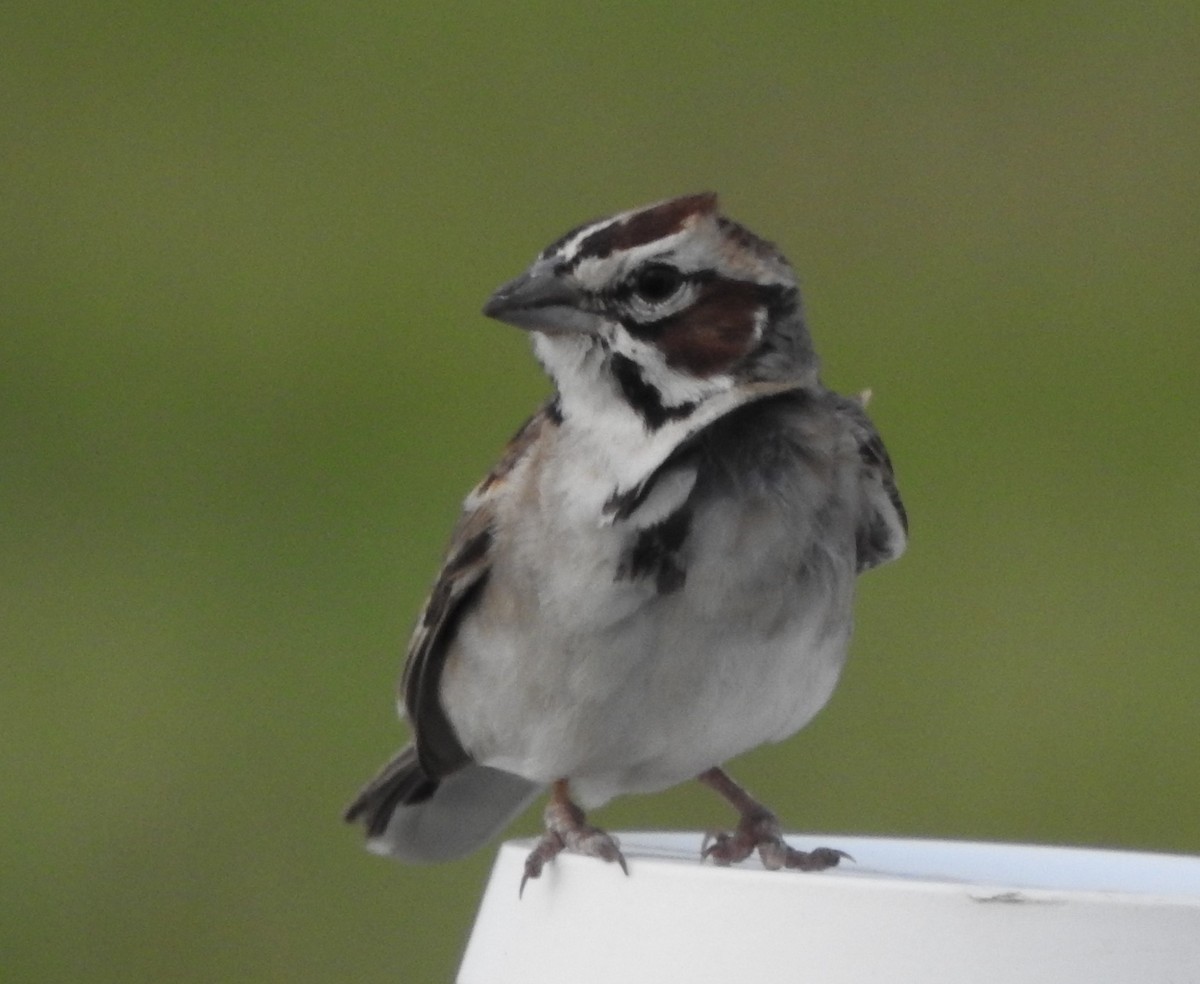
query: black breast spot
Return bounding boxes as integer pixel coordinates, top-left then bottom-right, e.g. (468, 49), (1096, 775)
(615, 508), (692, 595)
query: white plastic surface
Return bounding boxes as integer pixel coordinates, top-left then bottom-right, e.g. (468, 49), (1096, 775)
(457, 833), (1200, 984)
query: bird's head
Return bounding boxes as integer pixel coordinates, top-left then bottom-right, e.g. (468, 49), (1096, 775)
(484, 193), (819, 430)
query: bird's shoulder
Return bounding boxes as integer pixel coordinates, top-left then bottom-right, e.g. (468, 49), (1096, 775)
(635, 387), (908, 570)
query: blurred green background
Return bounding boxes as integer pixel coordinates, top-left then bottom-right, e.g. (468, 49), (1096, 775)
(3, 1), (1197, 980)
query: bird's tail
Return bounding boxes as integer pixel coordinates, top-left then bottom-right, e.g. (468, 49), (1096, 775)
(344, 745), (543, 863)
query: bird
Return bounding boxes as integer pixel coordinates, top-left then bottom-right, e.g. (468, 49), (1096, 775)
(344, 193), (907, 891)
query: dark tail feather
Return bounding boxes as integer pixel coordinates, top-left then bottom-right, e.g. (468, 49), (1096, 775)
(344, 744), (543, 863)
(343, 744), (438, 837)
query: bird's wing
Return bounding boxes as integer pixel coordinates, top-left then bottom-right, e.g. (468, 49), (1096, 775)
(839, 395), (908, 572)
(399, 401), (556, 778)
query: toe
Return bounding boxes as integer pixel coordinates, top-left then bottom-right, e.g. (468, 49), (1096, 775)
(701, 830), (753, 866)
(784, 845), (851, 872)
(519, 831), (566, 897)
(568, 828), (629, 874)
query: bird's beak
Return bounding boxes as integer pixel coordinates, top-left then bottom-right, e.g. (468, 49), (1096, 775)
(482, 265), (596, 335)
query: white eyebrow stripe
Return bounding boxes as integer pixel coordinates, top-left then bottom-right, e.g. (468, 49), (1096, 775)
(568, 233), (696, 289)
(606, 232), (691, 267)
(552, 216), (620, 262)
(555, 204), (699, 267)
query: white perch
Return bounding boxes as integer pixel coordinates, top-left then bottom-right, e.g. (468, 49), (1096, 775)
(458, 833), (1200, 983)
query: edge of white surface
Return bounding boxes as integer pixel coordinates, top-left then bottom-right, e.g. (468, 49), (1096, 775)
(572, 831), (1200, 902)
(457, 833), (1200, 984)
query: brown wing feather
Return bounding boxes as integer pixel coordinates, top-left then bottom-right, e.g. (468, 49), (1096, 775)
(399, 401), (556, 779)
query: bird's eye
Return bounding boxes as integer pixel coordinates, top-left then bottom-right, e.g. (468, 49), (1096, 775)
(630, 264), (684, 305)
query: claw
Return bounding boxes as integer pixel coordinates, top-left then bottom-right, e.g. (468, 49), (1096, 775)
(519, 829), (565, 898)
(519, 779), (629, 896)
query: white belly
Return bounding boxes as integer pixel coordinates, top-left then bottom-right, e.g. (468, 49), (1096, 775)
(439, 486), (857, 808)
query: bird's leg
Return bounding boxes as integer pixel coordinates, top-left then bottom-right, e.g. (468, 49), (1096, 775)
(697, 766), (850, 871)
(520, 778), (629, 895)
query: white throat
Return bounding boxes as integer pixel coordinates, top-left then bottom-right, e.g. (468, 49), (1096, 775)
(532, 332), (805, 509)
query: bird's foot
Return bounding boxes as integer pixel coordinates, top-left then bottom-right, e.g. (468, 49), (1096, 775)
(696, 766), (850, 872)
(701, 808), (849, 871)
(520, 780), (628, 896)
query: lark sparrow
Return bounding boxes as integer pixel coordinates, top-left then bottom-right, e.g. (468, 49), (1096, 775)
(345, 193), (907, 890)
